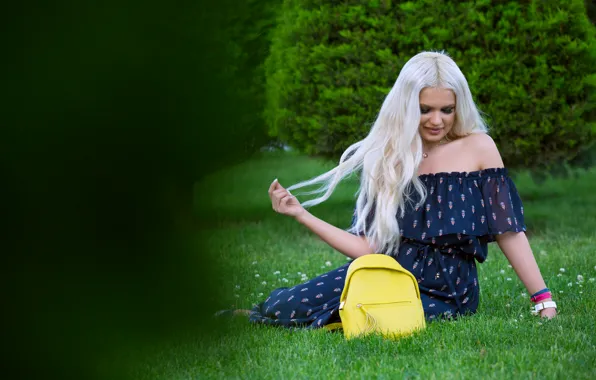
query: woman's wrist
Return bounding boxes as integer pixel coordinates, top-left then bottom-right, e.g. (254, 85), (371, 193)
(536, 297), (553, 304)
(294, 209), (311, 224)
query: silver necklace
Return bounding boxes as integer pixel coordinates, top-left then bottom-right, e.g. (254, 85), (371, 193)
(423, 139), (447, 159)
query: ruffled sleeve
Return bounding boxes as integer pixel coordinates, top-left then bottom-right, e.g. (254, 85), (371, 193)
(475, 168), (526, 240)
(347, 168), (526, 243)
(397, 168), (526, 241)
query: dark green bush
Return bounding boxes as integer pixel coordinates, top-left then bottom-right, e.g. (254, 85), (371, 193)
(265, 0), (596, 169)
(587, 0), (596, 24)
(221, 0), (281, 153)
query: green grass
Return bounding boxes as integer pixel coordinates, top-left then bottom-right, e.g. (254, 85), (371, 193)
(135, 152), (596, 379)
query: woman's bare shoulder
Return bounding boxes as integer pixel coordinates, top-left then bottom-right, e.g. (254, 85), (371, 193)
(459, 132), (495, 146)
(459, 132), (504, 169)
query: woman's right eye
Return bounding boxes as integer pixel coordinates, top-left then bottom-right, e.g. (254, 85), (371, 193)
(420, 108), (430, 114)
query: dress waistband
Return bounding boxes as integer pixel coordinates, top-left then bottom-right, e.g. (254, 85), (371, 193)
(400, 240), (465, 312)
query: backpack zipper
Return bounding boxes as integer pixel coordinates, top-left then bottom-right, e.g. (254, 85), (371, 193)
(340, 300), (411, 311)
(356, 300), (413, 307)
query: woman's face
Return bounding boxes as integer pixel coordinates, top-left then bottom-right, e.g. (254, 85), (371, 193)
(418, 87), (456, 144)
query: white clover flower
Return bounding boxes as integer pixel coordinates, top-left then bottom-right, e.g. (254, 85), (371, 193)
(508, 265), (512, 268)
(589, 278), (595, 282)
(252, 261), (257, 265)
(520, 292), (527, 297)
(539, 250), (547, 256)
(297, 272), (302, 275)
(500, 269), (505, 274)
(506, 278), (512, 281)
(506, 303), (511, 308)
(557, 273), (562, 277)
(559, 290), (564, 293)
(579, 291), (583, 294)
(255, 274), (260, 278)
(512, 319), (518, 323)
(484, 277), (488, 280)
(258, 292), (263, 297)
(261, 281), (267, 285)
(537, 322), (543, 326)
(577, 275), (584, 283)
(560, 268), (566, 273)
(519, 314), (524, 319)
(235, 285), (241, 289)
(568, 282), (573, 287)
(273, 271), (281, 275)
(325, 261), (332, 267)
(282, 278), (289, 283)
(346, 257), (351, 261)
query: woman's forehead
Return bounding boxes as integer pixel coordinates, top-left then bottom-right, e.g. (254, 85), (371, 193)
(419, 87), (456, 105)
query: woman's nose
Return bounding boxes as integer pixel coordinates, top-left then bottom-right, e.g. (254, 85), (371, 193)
(430, 112), (442, 126)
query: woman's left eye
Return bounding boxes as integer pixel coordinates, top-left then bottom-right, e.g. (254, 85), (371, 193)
(442, 108), (454, 114)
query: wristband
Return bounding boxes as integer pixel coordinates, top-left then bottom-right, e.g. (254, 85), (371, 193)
(530, 288), (550, 298)
(531, 292), (552, 303)
(531, 301), (557, 315)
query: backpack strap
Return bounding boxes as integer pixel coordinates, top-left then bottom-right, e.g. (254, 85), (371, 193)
(324, 322), (343, 331)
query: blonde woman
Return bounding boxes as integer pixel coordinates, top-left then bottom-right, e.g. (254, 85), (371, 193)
(249, 51), (557, 328)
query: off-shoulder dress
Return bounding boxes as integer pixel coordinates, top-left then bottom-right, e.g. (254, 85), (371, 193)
(249, 168), (526, 328)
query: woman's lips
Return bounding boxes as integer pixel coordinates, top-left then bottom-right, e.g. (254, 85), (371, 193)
(426, 128), (443, 135)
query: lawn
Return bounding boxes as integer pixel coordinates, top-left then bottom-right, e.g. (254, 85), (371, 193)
(135, 151), (596, 379)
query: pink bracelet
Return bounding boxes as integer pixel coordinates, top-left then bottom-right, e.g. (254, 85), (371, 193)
(531, 292), (552, 303)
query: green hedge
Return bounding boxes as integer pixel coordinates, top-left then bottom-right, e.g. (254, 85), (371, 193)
(221, 0), (281, 153)
(265, 0), (596, 169)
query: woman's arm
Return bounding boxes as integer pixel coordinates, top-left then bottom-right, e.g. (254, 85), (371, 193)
(269, 179), (373, 259)
(474, 133), (556, 318)
(295, 211), (373, 259)
(496, 232), (556, 318)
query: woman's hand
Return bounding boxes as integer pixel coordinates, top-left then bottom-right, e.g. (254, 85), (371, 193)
(268, 179), (305, 219)
(540, 307), (557, 319)
(539, 299), (557, 319)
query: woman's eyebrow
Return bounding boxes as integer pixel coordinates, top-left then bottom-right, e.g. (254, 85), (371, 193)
(419, 103), (456, 108)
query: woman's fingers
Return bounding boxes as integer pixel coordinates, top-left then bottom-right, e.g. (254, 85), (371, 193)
(272, 188), (288, 203)
(269, 179), (298, 215)
(271, 188), (286, 210)
(279, 194), (293, 209)
(540, 308), (557, 319)
(268, 178), (279, 197)
(274, 189), (290, 210)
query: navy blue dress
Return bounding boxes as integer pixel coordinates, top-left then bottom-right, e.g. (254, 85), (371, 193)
(249, 168), (526, 328)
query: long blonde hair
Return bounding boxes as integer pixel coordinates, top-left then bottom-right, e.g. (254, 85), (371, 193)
(287, 51), (487, 255)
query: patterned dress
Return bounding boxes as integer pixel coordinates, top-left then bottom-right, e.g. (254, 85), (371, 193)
(249, 168), (526, 328)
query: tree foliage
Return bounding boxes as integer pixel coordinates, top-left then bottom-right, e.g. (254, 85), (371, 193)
(265, 0), (596, 169)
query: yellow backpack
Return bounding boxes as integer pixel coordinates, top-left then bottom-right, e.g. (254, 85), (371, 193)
(327, 254), (426, 339)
